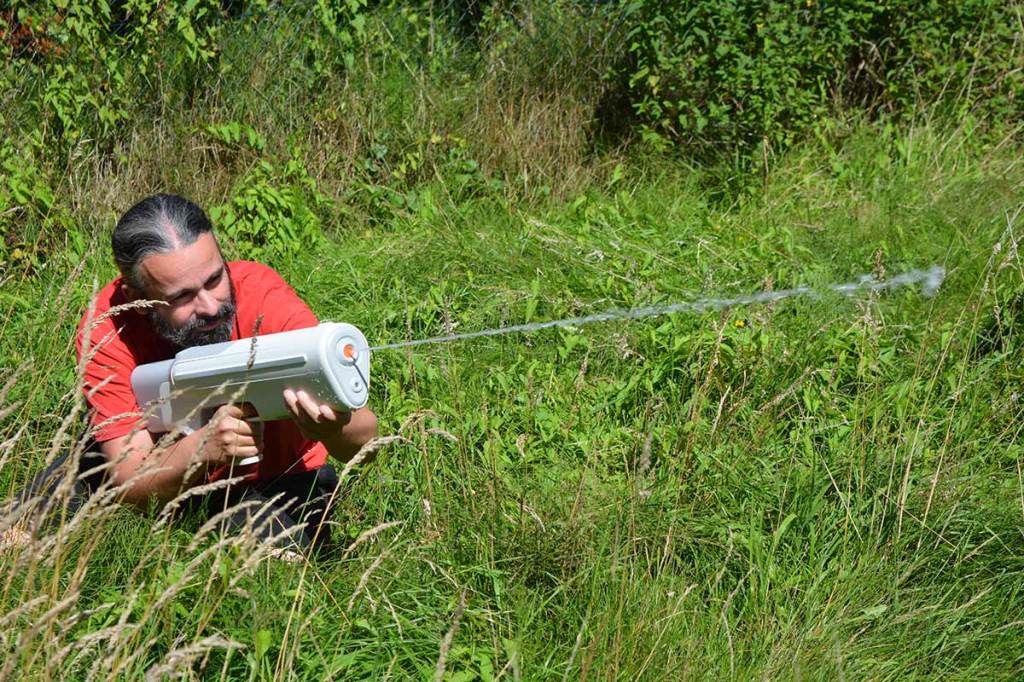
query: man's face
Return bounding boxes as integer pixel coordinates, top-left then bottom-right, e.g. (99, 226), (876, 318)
(133, 232), (236, 348)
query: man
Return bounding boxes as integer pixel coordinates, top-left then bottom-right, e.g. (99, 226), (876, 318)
(67, 193), (377, 556)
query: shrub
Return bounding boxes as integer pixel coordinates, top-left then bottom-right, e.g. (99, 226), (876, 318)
(619, 0), (1022, 160)
(0, 130), (73, 276)
(209, 151), (332, 261)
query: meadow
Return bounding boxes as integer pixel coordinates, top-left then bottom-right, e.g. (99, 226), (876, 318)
(1, 1), (1022, 679)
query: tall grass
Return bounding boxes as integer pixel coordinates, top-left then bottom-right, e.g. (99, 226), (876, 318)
(1, 115), (1022, 678)
(2, 1), (1023, 678)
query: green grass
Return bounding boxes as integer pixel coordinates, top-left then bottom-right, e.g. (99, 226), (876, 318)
(1, 120), (1023, 680)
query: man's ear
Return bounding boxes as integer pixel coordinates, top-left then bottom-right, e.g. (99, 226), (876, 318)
(120, 282), (153, 316)
(120, 282), (140, 301)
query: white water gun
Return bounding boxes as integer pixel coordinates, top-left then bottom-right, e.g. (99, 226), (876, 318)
(131, 323), (370, 462)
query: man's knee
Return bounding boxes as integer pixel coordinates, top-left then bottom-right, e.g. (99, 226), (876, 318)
(313, 463), (340, 498)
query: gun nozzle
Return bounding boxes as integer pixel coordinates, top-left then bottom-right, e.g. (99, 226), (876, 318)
(338, 336), (360, 365)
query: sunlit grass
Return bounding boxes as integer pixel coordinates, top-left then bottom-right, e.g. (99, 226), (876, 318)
(1, 117), (1022, 679)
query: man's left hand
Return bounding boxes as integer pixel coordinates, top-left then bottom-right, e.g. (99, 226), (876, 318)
(282, 388), (378, 462)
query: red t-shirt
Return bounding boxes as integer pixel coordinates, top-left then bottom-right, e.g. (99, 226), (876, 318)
(75, 261), (328, 482)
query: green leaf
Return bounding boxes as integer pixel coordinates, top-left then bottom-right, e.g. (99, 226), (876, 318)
(254, 629), (272, 660)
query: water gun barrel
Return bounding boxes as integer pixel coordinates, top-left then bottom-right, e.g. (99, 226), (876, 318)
(130, 322), (370, 433)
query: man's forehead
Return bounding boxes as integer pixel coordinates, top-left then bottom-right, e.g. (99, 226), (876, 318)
(138, 232), (224, 293)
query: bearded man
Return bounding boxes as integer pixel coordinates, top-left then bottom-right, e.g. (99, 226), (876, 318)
(30, 194), (377, 557)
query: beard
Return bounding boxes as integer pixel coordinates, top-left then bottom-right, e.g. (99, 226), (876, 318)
(148, 291), (237, 349)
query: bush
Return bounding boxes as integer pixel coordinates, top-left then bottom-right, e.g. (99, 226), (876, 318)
(619, 0), (1022, 161)
(1, 0), (370, 149)
(209, 150), (332, 261)
(0, 130), (73, 276)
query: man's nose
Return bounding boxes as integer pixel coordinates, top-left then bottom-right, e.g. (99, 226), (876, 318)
(194, 289), (220, 318)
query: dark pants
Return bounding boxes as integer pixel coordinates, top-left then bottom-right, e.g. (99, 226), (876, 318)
(17, 451), (343, 558)
(198, 463), (342, 556)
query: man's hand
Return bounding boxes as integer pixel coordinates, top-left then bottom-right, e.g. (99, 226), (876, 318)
(100, 402), (264, 508)
(201, 403), (263, 465)
(282, 389), (377, 463)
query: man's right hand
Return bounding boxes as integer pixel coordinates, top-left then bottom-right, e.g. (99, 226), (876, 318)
(100, 402), (264, 508)
(201, 404), (263, 465)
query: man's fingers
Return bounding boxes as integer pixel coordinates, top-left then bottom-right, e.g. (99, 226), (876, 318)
(228, 445), (260, 459)
(283, 389), (310, 423)
(225, 432), (255, 448)
(295, 390), (323, 423)
(218, 417), (253, 437)
(249, 420), (264, 449)
(216, 404), (245, 419)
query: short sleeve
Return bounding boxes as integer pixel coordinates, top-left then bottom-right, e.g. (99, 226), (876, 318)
(239, 263), (319, 335)
(76, 317), (144, 443)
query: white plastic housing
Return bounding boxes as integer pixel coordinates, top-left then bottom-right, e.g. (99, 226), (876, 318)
(131, 322), (370, 434)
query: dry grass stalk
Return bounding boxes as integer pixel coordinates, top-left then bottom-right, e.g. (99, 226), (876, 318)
(0, 423), (28, 468)
(340, 520), (403, 560)
(0, 527), (31, 555)
(53, 623), (141, 673)
(520, 500), (545, 532)
(105, 633), (161, 681)
(42, 387), (87, 467)
(469, 89), (592, 199)
(152, 474), (247, 530)
(234, 522), (312, 576)
(338, 435), (409, 483)
(14, 502), (119, 573)
(0, 594), (49, 636)
(636, 429), (654, 500)
(0, 590), (79, 680)
(143, 634), (242, 681)
(88, 408), (144, 434)
(0, 364), (29, 406)
(91, 298), (169, 326)
(426, 427), (458, 442)
(76, 326), (120, 376)
(561, 616), (588, 682)
(148, 539), (240, 613)
(185, 498), (268, 553)
(398, 409), (440, 433)
(232, 499), (316, 578)
(433, 588), (469, 682)
(347, 546), (391, 611)
(0, 402), (21, 423)
(275, 605), (324, 677)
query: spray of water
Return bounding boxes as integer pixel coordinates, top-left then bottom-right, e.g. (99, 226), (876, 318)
(367, 265), (945, 352)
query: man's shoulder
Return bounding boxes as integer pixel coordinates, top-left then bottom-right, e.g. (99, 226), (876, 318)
(228, 260), (286, 285)
(76, 277), (125, 337)
(75, 275), (167, 363)
(230, 261), (317, 335)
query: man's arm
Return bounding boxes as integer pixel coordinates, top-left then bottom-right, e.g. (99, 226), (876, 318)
(100, 404), (260, 508)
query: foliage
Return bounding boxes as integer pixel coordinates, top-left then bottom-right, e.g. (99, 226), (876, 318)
(2, 122), (1023, 679)
(619, 0), (1023, 160)
(0, 129), (73, 276)
(309, 0), (368, 73)
(1, 0), (369, 148)
(4, 0), (227, 145)
(0, 5), (1022, 675)
(210, 148), (332, 261)
(354, 132), (496, 225)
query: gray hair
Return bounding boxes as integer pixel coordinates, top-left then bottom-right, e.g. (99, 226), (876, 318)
(112, 194), (214, 291)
